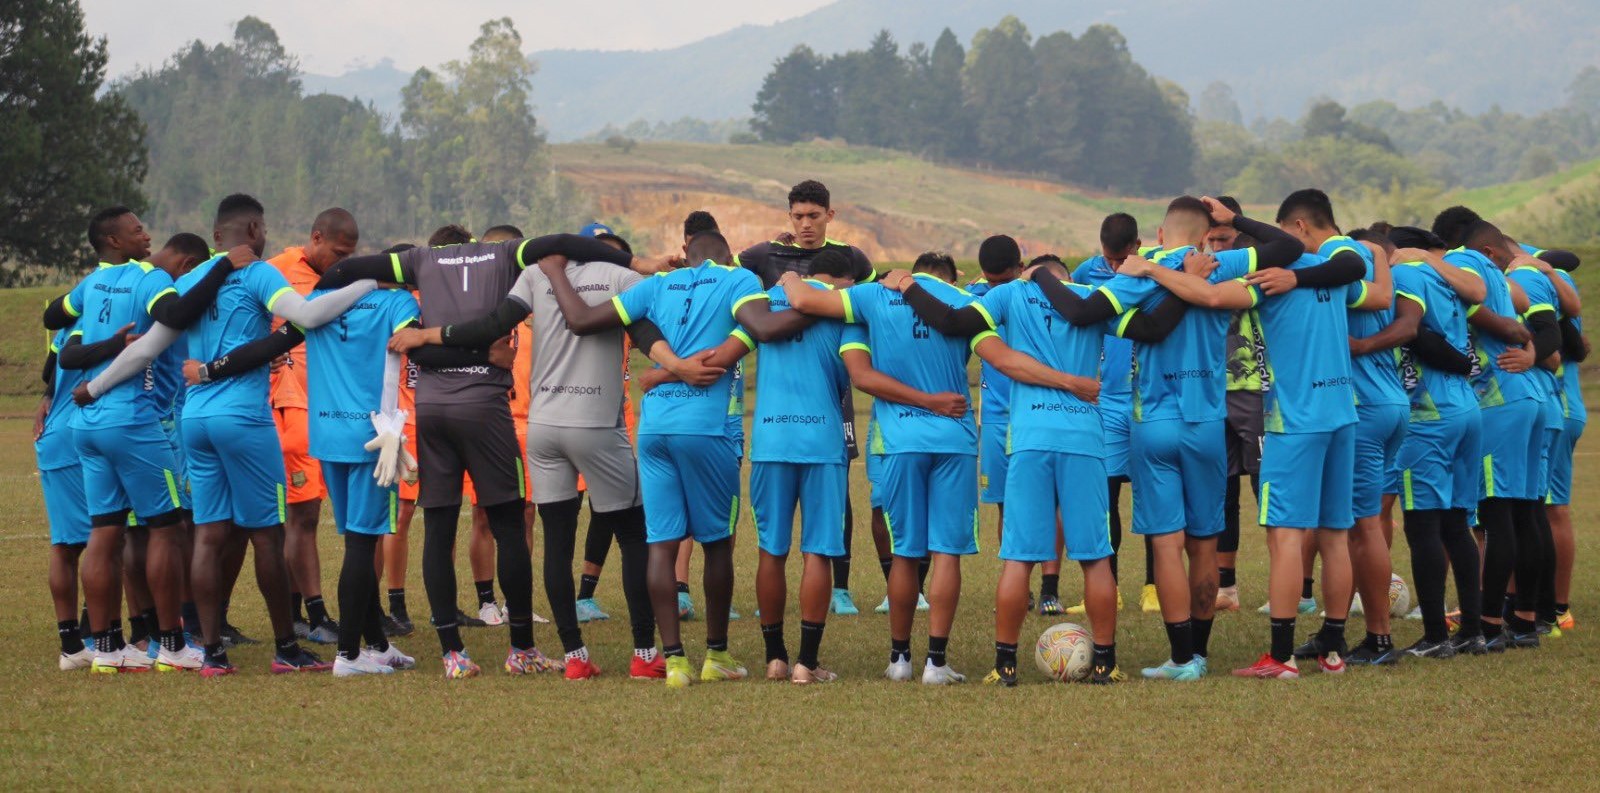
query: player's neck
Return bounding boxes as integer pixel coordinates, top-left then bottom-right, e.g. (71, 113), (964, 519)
(99, 251), (131, 265)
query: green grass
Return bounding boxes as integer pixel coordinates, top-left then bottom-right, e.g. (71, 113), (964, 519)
(1, 270), (1597, 787)
(1451, 157), (1600, 220)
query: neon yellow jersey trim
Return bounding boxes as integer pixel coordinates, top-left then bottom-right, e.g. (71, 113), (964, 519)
(264, 286), (296, 313)
(611, 296), (632, 325)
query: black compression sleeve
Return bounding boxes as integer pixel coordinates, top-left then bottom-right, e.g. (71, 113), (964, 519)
(42, 351), (57, 388)
(1231, 215), (1304, 270)
(1118, 295), (1190, 342)
(1527, 311), (1561, 361)
(42, 295), (73, 331)
(626, 319), (667, 355)
(1290, 249), (1366, 289)
(206, 324), (304, 381)
(150, 258), (233, 329)
(1409, 328), (1473, 375)
(514, 234), (632, 269)
(1560, 316), (1588, 363)
(440, 298), (533, 349)
(1030, 270), (1118, 326)
(1538, 249), (1580, 273)
(315, 254), (395, 289)
(408, 344), (492, 369)
(57, 333), (131, 370)
(902, 283), (990, 336)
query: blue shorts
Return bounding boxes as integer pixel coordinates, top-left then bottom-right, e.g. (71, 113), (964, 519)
(637, 433), (740, 545)
(1353, 404), (1408, 520)
(184, 416), (287, 529)
(1001, 451), (1110, 562)
(322, 461), (398, 536)
(1101, 402), (1132, 479)
(750, 462), (847, 557)
(160, 415), (191, 511)
(75, 423), (184, 526)
(866, 452), (884, 509)
(1128, 418), (1225, 537)
(1395, 411), (1481, 511)
(40, 465), (90, 546)
(979, 421), (1008, 504)
(1480, 400), (1543, 501)
(879, 452), (978, 558)
(1258, 425), (1356, 530)
(1548, 418), (1585, 505)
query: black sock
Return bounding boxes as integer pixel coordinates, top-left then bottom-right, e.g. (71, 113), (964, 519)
(675, 581), (690, 595)
(474, 580), (496, 608)
(1192, 618), (1214, 659)
(706, 637), (728, 653)
(94, 629), (115, 654)
(663, 643), (685, 658)
(291, 592), (304, 622)
(128, 611), (151, 646)
(762, 621), (788, 663)
(181, 601), (201, 634)
(1508, 614), (1536, 634)
(1164, 620), (1193, 664)
(1373, 633), (1393, 651)
(1317, 617), (1347, 651)
(1556, 602), (1569, 615)
(435, 624), (464, 654)
(388, 588), (408, 619)
(508, 617), (533, 651)
(927, 635), (948, 667)
(578, 574), (600, 600)
(1481, 619), (1503, 638)
(890, 638), (911, 663)
(879, 557), (893, 582)
(275, 637), (299, 657)
(917, 558), (931, 593)
(832, 556), (851, 590)
(160, 629), (183, 653)
(1040, 574), (1059, 600)
(1301, 578), (1314, 600)
(1144, 537), (1155, 586)
(204, 643), (228, 665)
(1270, 617), (1296, 663)
(305, 596), (330, 626)
(1219, 567), (1237, 589)
(1093, 643), (1116, 673)
(798, 621), (825, 669)
(58, 620), (83, 654)
(994, 641), (1018, 672)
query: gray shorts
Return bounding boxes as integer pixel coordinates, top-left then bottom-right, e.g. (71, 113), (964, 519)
(1225, 389), (1264, 477)
(527, 424), (641, 512)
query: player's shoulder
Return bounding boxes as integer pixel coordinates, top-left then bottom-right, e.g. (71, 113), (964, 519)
(1286, 252), (1328, 271)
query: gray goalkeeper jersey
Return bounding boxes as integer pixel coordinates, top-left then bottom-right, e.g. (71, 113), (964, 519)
(507, 261), (644, 428)
(398, 240), (521, 405)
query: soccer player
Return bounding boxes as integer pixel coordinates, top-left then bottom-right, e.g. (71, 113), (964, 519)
(1029, 197), (1305, 680)
(535, 231), (806, 688)
(316, 223), (668, 678)
(37, 319), (97, 670)
(737, 181), (876, 616)
(1544, 262), (1585, 631)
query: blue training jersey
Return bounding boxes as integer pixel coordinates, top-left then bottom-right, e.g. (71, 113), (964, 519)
(37, 327), (89, 471)
(153, 334), (186, 421)
(1553, 270), (1586, 424)
(748, 280), (850, 464)
(612, 260), (764, 438)
(64, 262), (177, 430)
(1390, 261), (1479, 421)
(178, 255), (297, 424)
(1099, 246), (1256, 423)
(1321, 237), (1407, 408)
(305, 288), (420, 463)
(1246, 253), (1360, 433)
(975, 279), (1110, 456)
(1073, 256), (1134, 407)
(965, 279), (1013, 429)
(842, 274), (978, 455)
(1505, 264), (1564, 420)
(1450, 249), (1542, 408)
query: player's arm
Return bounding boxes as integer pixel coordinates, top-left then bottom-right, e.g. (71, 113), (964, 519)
(189, 323), (305, 384)
(1507, 279), (1531, 315)
(74, 323), (183, 404)
(1116, 295), (1191, 343)
(1244, 249), (1371, 298)
(512, 234), (671, 275)
(147, 248), (255, 330)
(735, 295), (815, 343)
(1560, 316), (1589, 363)
(1350, 294), (1422, 357)
(1520, 256), (1582, 316)
(1203, 199), (1305, 270)
(1346, 249), (1393, 310)
(1393, 249), (1487, 305)
(1408, 328), (1474, 375)
(538, 257), (626, 335)
(315, 252), (407, 289)
(781, 274), (849, 319)
(638, 334), (749, 390)
(1028, 270), (1121, 326)
(900, 282), (992, 336)
(393, 298), (532, 351)
(839, 346), (967, 418)
(56, 325), (139, 370)
(1468, 305), (1532, 345)
(268, 281), (376, 329)
(1119, 256), (1254, 310)
(972, 333), (1099, 404)
(1525, 307), (1562, 363)
(1536, 248), (1580, 273)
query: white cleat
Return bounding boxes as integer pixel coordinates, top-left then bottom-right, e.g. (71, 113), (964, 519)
(59, 648), (94, 671)
(120, 645), (155, 672)
(334, 653), (396, 677)
(921, 660), (967, 685)
(478, 602), (507, 627)
(531, 610), (550, 625)
(156, 645), (203, 672)
(885, 658), (916, 682)
(364, 644), (416, 670)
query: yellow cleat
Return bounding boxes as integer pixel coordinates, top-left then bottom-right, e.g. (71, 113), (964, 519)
(1140, 584), (1161, 613)
(1065, 601), (1087, 615)
(1557, 610), (1576, 631)
(701, 649), (748, 682)
(664, 656), (694, 689)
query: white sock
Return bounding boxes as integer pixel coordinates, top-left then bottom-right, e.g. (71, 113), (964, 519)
(635, 647), (658, 662)
(565, 646), (589, 663)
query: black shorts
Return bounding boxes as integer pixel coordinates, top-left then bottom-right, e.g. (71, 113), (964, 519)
(1225, 389), (1264, 478)
(415, 400), (525, 509)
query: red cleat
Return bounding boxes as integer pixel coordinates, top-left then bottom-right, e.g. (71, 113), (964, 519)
(630, 654), (667, 680)
(564, 657), (602, 680)
(1231, 653), (1300, 679)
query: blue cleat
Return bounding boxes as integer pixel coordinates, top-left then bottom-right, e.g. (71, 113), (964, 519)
(830, 589), (860, 616)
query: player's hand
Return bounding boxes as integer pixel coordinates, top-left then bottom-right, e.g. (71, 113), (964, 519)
(32, 397), (49, 441)
(922, 391), (968, 418)
(778, 271), (802, 288)
(226, 245), (256, 270)
(1512, 253), (1554, 274)
(71, 382), (95, 406)
(1181, 249), (1217, 278)
(1063, 375), (1100, 404)
(182, 359), (208, 385)
(666, 349), (725, 387)
(1497, 344), (1536, 373)
(487, 335), (516, 370)
(1019, 264), (1043, 281)
(388, 327), (428, 353)
(1119, 257), (1157, 278)
(773, 231), (797, 245)
(268, 354), (290, 372)
(1390, 247), (1429, 264)
(537, 254), (569, 274)
(637, 366), (674, 393)
(1244, 267), (1298, 296)
(1201, 196), (1237, 226)
(629, 254), (673, 275)
(879, 269), (915, 292)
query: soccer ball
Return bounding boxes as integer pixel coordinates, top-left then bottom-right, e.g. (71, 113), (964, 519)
(1388, 574), (1411, 618)
(1035, 622), (1093, 682)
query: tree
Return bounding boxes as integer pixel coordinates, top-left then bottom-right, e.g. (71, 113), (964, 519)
(1568, 65), (1600, 117)
(834, 30), (908, 148)
(1197, 82), (1244, 126)
(963, 16), (1036, 170)
(751, 45), (836, 142)
(0, 0), (147, 283)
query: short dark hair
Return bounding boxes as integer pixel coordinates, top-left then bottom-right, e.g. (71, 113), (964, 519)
(810, 249), (854, 279)
(977, 235), (1021, 275)
(482, 224), (523, 239)
(683, 211), (719, 238)
(911, 251), (958, 283)
(215, 193), (265, 227)
(1367, 221), (1394, 238)
(685, 231), (732, 265)
(312, 207), (358, 239)
(427, 224), (473, 247)
(1388, 226), (1446, 251)
(1431, 206), (1483, 248)
(1215, 195), (1243, 215)
(1030, 255), (1069, 279)
(162, 232), (211, 262)
(382, 243), (417, 255)
(1276, 188), (1337, 229)
(1099, 213), (1140, 253)
(788, 180), (830, 209)
(1028, 253), (1063, 267)
(1463, 220), (1507, 257)
(87, 205), (135, 253)
(1166, 195), (1215, 226)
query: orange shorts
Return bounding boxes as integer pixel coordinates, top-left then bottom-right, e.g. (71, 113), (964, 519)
(462, 431), (530, 506)
(274, 406), (326, 503)
(398, 426), (420, 502)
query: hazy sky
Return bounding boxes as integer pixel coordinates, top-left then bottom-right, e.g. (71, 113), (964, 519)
(81, 0), (834, 77)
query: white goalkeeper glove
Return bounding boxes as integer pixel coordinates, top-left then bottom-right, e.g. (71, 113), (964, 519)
(363, 409), (408, 488)
(398, 436), (418, 485)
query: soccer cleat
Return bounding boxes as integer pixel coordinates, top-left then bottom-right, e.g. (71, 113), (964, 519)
(791, 663), (836, 684)
(1318, 652), (1346, 674)
(916, 593), (930, 612)
(531, 610), (550, 625)
(120, 645), (154, 673)
(630, 654), (667, 680)
(1536, 621), (1561, 639)
(221, 622), (258, 647)
(1348, 593), (1365, 617)
(1291, 634), (1346, 662)
(1345, 643), (1402, 666)
(563, 657), (602, 681)
(1404, 606), (1423, 621)
(1298, 597), (1318, 615)
(1214, 586), (1240, 612)
(1556, 610), (1576, 631)
(455, 609), (488, 629)
(271, 647), (333, 673)
(727, 605), (742, 621)
(1402, 637), (1456, 659)
(306, 619), (340, 645)
(90, 650), (126, 674)
(365, 644), (416, 670)
(677, 591), (697, 621)
(1448, 633), (1488, 656)
(292, 619), (311, 640)
(442, 650), (480, 679)
(1194, 655), (1209, 676)
(477, 602), (506, 627)
(1508, 630), (1541, 649)
(885, 657), (915, 682)
(1445, 610), (1461, 631)
(664, 656), (694, 689)
(156, 645), (203, 672)
(701, 649), (748, 682)
(333, 653), (395, 677)
(504, 647), (560, 675)
(1231, 654), (1300, 679)
(59, 649), (93, 671)
(830, 588), (860, 616)
(1484, 631), (1513, 653)
(1141, 658), (1204, 681)
(766, 659), (791, 681)
(1089, 664), (1126, 685)
(921, 660), (966, 685)
(1038, 596), (1064, 616)
(874, 596), (890, 614)
(982, 665), (1019, 687)
(574, 598), (610, 623)
(383, 614), (414, 637)
(199, 658), (236, 678)
(1141, 584), (1161, 613)
(1256, 601), (1271, 615)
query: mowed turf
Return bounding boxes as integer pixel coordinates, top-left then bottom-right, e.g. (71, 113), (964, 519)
(0, 279), (1596, 788)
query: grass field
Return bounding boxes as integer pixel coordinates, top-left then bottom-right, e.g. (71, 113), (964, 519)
(2, 271), (1597, 788)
